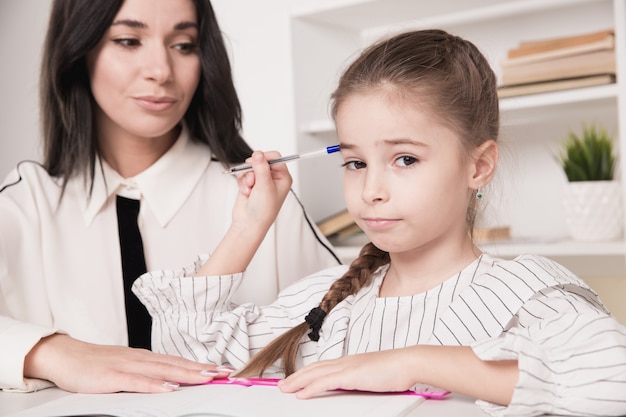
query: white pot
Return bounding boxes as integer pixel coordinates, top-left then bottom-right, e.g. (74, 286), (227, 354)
(563, 181), (623, 242)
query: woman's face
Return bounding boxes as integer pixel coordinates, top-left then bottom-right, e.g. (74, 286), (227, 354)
(87, 0), (201, 144)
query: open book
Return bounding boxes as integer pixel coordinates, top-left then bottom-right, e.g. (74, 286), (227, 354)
(12, 385), (428, 417)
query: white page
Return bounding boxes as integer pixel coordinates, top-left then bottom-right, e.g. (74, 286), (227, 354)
(11, 385), (424, 417)
(183, 386), (424, 417)
(10, 385), (245, 417)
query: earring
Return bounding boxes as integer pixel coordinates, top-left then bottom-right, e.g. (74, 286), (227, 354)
(475, 187), (483, 200)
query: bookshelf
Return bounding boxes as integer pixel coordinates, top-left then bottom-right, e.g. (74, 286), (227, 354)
(288, 0), (626, 276)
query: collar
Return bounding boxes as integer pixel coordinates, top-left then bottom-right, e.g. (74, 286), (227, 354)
(74, 125), (213, 227)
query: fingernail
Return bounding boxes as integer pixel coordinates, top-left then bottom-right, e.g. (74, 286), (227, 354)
(162, 381), (180, 390)
(216, 366), (235, 373)
(200, 370), (220, 377)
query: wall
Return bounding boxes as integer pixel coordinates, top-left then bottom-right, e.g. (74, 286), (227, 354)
(0, 0), (51, 179)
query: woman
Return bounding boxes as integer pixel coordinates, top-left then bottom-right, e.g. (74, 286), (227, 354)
(0, 0), (339, 394)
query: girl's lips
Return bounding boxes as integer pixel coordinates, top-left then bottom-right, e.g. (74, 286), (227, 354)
(134, 97), (176, 111)
(362, 218), (399, 230)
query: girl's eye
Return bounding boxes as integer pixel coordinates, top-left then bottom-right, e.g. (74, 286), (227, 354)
(395, 155), (418, 167)
(113, 38), (140, 48)
(342, 160), (366, 170)
(173, 42), (198, 54)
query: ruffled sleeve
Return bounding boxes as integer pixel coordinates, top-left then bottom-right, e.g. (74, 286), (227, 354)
(133, 259), (347, 370)
(472, 289), (626, 417)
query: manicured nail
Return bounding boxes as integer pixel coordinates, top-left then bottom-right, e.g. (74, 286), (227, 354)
(200, 370), (220, 376)
(162, 381), (180, 390)
(216, 366), (235, 373)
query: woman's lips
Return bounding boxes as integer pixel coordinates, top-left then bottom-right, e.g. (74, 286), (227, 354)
(134, 96), (177, 111)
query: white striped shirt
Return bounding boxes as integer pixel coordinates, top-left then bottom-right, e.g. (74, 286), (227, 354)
(133, 254), (626, 417)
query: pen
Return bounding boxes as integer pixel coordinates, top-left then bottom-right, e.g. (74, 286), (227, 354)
(223, 145), (341, 174)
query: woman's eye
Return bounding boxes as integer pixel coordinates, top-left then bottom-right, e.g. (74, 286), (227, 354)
(395, 155), (418, 167)
(173, 42), (198, 54)
(113, 38), (140, 48)
(342, 160), (366, 170)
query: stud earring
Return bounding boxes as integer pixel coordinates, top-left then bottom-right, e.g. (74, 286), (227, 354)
(475, 187), (483, 200)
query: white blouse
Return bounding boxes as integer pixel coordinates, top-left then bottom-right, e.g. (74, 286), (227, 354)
(134, 253), (626, 417)
(0, 126), (340, 391)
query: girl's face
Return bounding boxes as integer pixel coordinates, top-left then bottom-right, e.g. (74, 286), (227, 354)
(86, 0), (201, 144)
(337, 92), (475, 257)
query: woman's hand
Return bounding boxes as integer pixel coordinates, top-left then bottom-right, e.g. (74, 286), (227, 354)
(278, 349), (415, 399)
(197, 151), (292, 276)
(24, 334), (229, 394)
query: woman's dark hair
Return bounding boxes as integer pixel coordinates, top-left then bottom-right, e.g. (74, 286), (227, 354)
(236, 29), (499, 378)
(40, 0), (252, 192)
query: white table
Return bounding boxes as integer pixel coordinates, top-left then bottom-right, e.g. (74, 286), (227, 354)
(0, 386), (490, 417)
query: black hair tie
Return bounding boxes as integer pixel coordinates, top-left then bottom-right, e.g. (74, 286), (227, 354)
(304, 307), (327, 342)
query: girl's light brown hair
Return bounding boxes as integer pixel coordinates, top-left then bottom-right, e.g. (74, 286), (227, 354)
(237, 29), (499, 377)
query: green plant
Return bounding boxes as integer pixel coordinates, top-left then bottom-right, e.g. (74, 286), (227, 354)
(558, 124), (616, 182)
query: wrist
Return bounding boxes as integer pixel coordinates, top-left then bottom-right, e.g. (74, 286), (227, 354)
(24, 333), (67, 381)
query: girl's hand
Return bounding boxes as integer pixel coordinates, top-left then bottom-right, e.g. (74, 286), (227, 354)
(232, 150), (292, 233)
(197, 150), (292, 276)
(279, 345), (517, 405)
(24, 334), (229, 393)
(278, 349), (415, 399)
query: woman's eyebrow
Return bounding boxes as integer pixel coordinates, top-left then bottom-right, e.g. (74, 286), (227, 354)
(111, 19), (198, 31)
(175, 21), (198, 30)
(111, 19), (146, 29)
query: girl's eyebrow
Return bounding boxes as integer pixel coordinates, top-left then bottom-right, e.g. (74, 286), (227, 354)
(339, 138), (429, 150)
(384, 138), (429, 147)
(111, 19), (198, 31)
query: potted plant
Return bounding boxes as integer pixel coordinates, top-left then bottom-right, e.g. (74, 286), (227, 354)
(558, 124), (623, 241)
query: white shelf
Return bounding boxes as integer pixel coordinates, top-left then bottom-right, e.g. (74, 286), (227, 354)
(303, 83), (620, 135)
(290, 0), (626, 277)
(335, 239), (626, 265)
(293, 0), (600, 34)
(481, 239), (626, 257)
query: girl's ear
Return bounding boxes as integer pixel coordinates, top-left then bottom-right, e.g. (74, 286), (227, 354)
(469, 140), (498, 189)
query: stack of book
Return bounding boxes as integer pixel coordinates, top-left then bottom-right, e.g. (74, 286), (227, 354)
(497, 29), (616, 98)
(316, 209), (366, 246)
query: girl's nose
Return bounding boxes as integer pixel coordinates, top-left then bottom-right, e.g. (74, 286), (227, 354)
(361, 169), (389, 204)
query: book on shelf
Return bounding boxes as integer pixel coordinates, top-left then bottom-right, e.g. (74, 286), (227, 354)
(506, 29), (614, 63)
(497, 74), (615, 98)
(473, 226), (511, 243)
(317, 209), (356, 237)
(500, 48), (615, 86)
(499, 28), (616, 88)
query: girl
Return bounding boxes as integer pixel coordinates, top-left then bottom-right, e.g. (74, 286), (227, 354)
(0, 0), (338, 394)
(134, 29), (626, 416)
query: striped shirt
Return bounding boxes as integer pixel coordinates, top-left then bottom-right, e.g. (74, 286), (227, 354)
(133, 254), (626, 417)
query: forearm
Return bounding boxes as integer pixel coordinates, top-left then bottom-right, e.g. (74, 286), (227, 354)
(197, 151), (292, 277)
(404, 345), (517, 405)
(196, 222), (267, 276)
